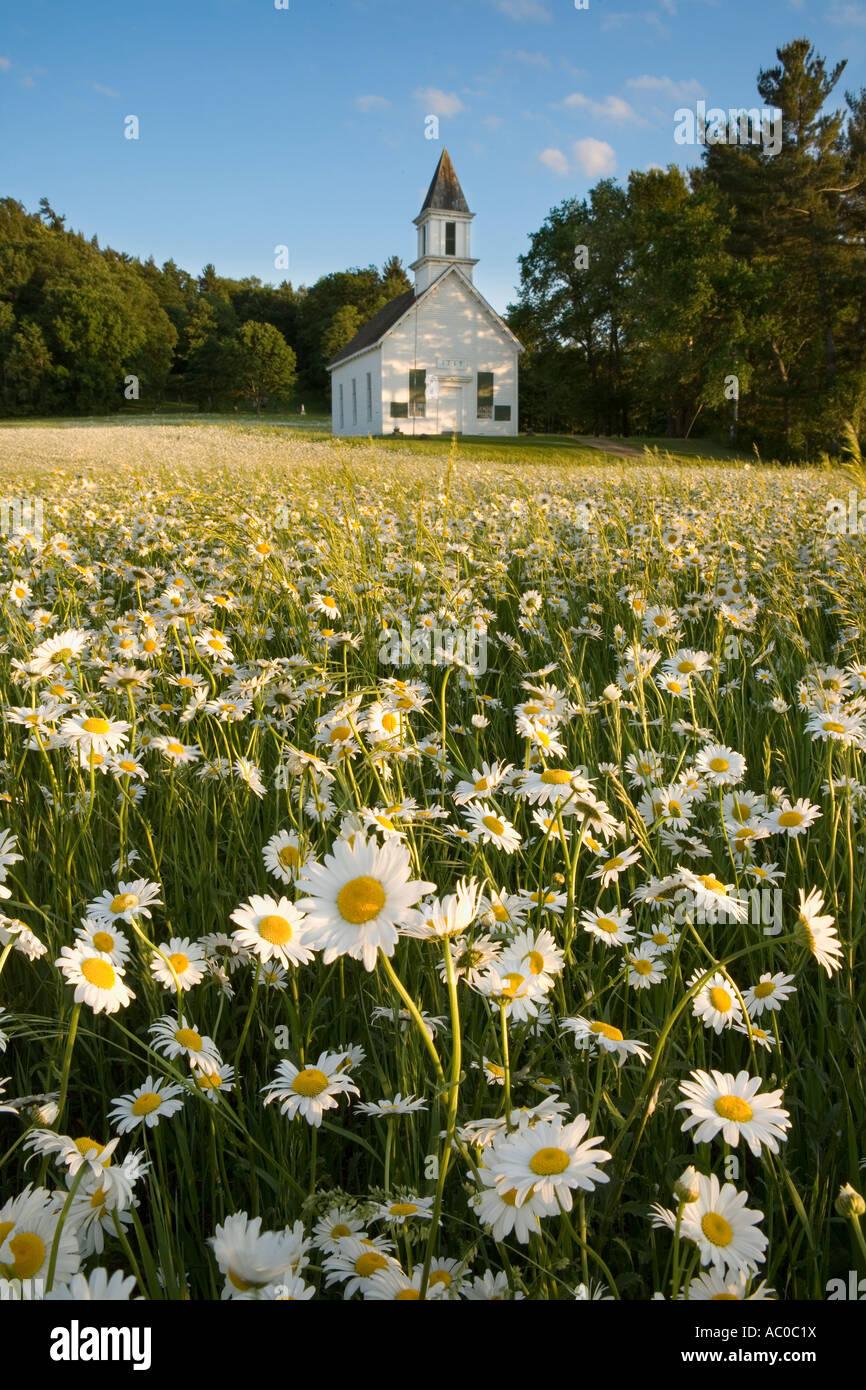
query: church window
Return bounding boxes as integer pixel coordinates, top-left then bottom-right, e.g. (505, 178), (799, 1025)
(366, 372), (372, 421)
(477, 372), (493, 419)
(352, 378), (358, 425)
(390, 402), (409, 418)
(495, 405), (511, 421)
(339, 383), (344, 430)
(409, 368), (426, 417)
(445, 222), (456, 256)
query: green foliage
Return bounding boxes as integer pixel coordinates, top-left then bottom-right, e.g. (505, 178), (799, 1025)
(508, 37), (866, 458)
(232, 320), (297, 413)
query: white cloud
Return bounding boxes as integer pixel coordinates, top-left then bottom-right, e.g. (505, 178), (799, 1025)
(413, 87), (465, 117)
(564, 92), (643, 123)
(626, 74), (706, 102)
(483, 114), (504, 129)
(573, 137), (616, 176)
(0, 56), (11, 73)
(355, 93), (389, 111)
(539, 146), (570, 175)
(489, 0), (552, 20)
(91, 82), (119, 98)
(502, 48), (551, 66)
(828, 0), (866, 23)
(19, 75), (35, 88)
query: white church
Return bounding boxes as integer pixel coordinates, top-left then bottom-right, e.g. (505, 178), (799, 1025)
(327, 150), (522, 437)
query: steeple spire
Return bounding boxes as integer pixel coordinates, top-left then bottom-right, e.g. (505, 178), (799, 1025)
(419, 149), (471, 215)
(411, 150), (478, 295)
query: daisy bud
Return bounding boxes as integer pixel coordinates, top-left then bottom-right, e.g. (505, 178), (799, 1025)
(674, 1166), (700, 1204)
(835, 1182), (866, 1218)
(602, 684), (622, 703)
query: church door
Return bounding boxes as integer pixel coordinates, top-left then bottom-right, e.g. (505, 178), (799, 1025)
(437, 385), (463, 435)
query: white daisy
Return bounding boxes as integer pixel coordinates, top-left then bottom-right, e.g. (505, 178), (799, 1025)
(261, 1050), (360, 1127)
(676, 1069), (791, 1155)
(229, 895), (316, 969)
(295, 834), (435, 971)
(679, 1173), (768, 1274)
(110, 1075), (186, 1133)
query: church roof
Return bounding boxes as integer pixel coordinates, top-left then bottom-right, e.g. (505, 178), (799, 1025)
(326, 288), (416, 369)
(419, 149), (471, 215)
(326, 267), (522, 372)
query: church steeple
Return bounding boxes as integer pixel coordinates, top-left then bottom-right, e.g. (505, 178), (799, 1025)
(410, 149), (478, 295)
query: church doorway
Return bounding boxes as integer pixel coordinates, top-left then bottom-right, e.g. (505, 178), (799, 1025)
(436, 384), (463, 435)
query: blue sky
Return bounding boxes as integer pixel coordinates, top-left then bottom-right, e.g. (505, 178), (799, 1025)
(2, 0), (864, 312)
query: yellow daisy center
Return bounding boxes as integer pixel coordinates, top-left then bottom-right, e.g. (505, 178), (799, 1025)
(389, 1203), (418, 1217)
(329, 725), (353, 743)
(2, 1231), (46, 1280)
(501, 972), (525, 999)
(74, 1137), (105, 1158)
(715, 1095), (753, 1123)
(81, 957), (117, 990)
(110, 893), (139, 913)
(91, 931), (115, 953)
(699, 875), (726, 893)
(355, 1251), (388, 1278)
(132, 1092), (163, 1116)
(541, 769), (572, 784)
(711, 1293), (740, 1300)
(529, 1146), (570, 1176)
(633, 959), (653, 976)
(589, 1021), (623, 1041)
(709, 987), (733, 1013)
(525, 950), (545, 975)
(595, 916), (619, 934)
(778, 810), (802, 826)
(381, 713), (398, 733)
(429, 1270), (452, 1288)
(82, 717), (111, 735)
(482, 815), (505, 836)
(278, 845), (300, 868)
(331, 1224), (351, 1239)
(168, 952), (189, 974)
(337, 876), (386, 924)
(167, 742), (186, 756)
(291, 1068), (330, 1097)
(701, 1212), (733, 1247)
(175, 1027), (203, 1051)
(753, 981), (775, 998)
(395, 1288), (421, 1300)
(652, 932), (670, 946)
(709, 757), (729, 772)
(258, 914), (294, 945)
(118, 760), (139, 773)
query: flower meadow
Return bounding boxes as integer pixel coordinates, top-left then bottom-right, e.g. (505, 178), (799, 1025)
(0, 423), (864, 1302)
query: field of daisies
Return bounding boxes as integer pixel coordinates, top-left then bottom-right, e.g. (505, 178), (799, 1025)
(0, 422), (864, 1303)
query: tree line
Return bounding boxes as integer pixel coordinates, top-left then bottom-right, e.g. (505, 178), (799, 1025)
(0, 195), (411, 416)
(506, 39), (866, 458)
